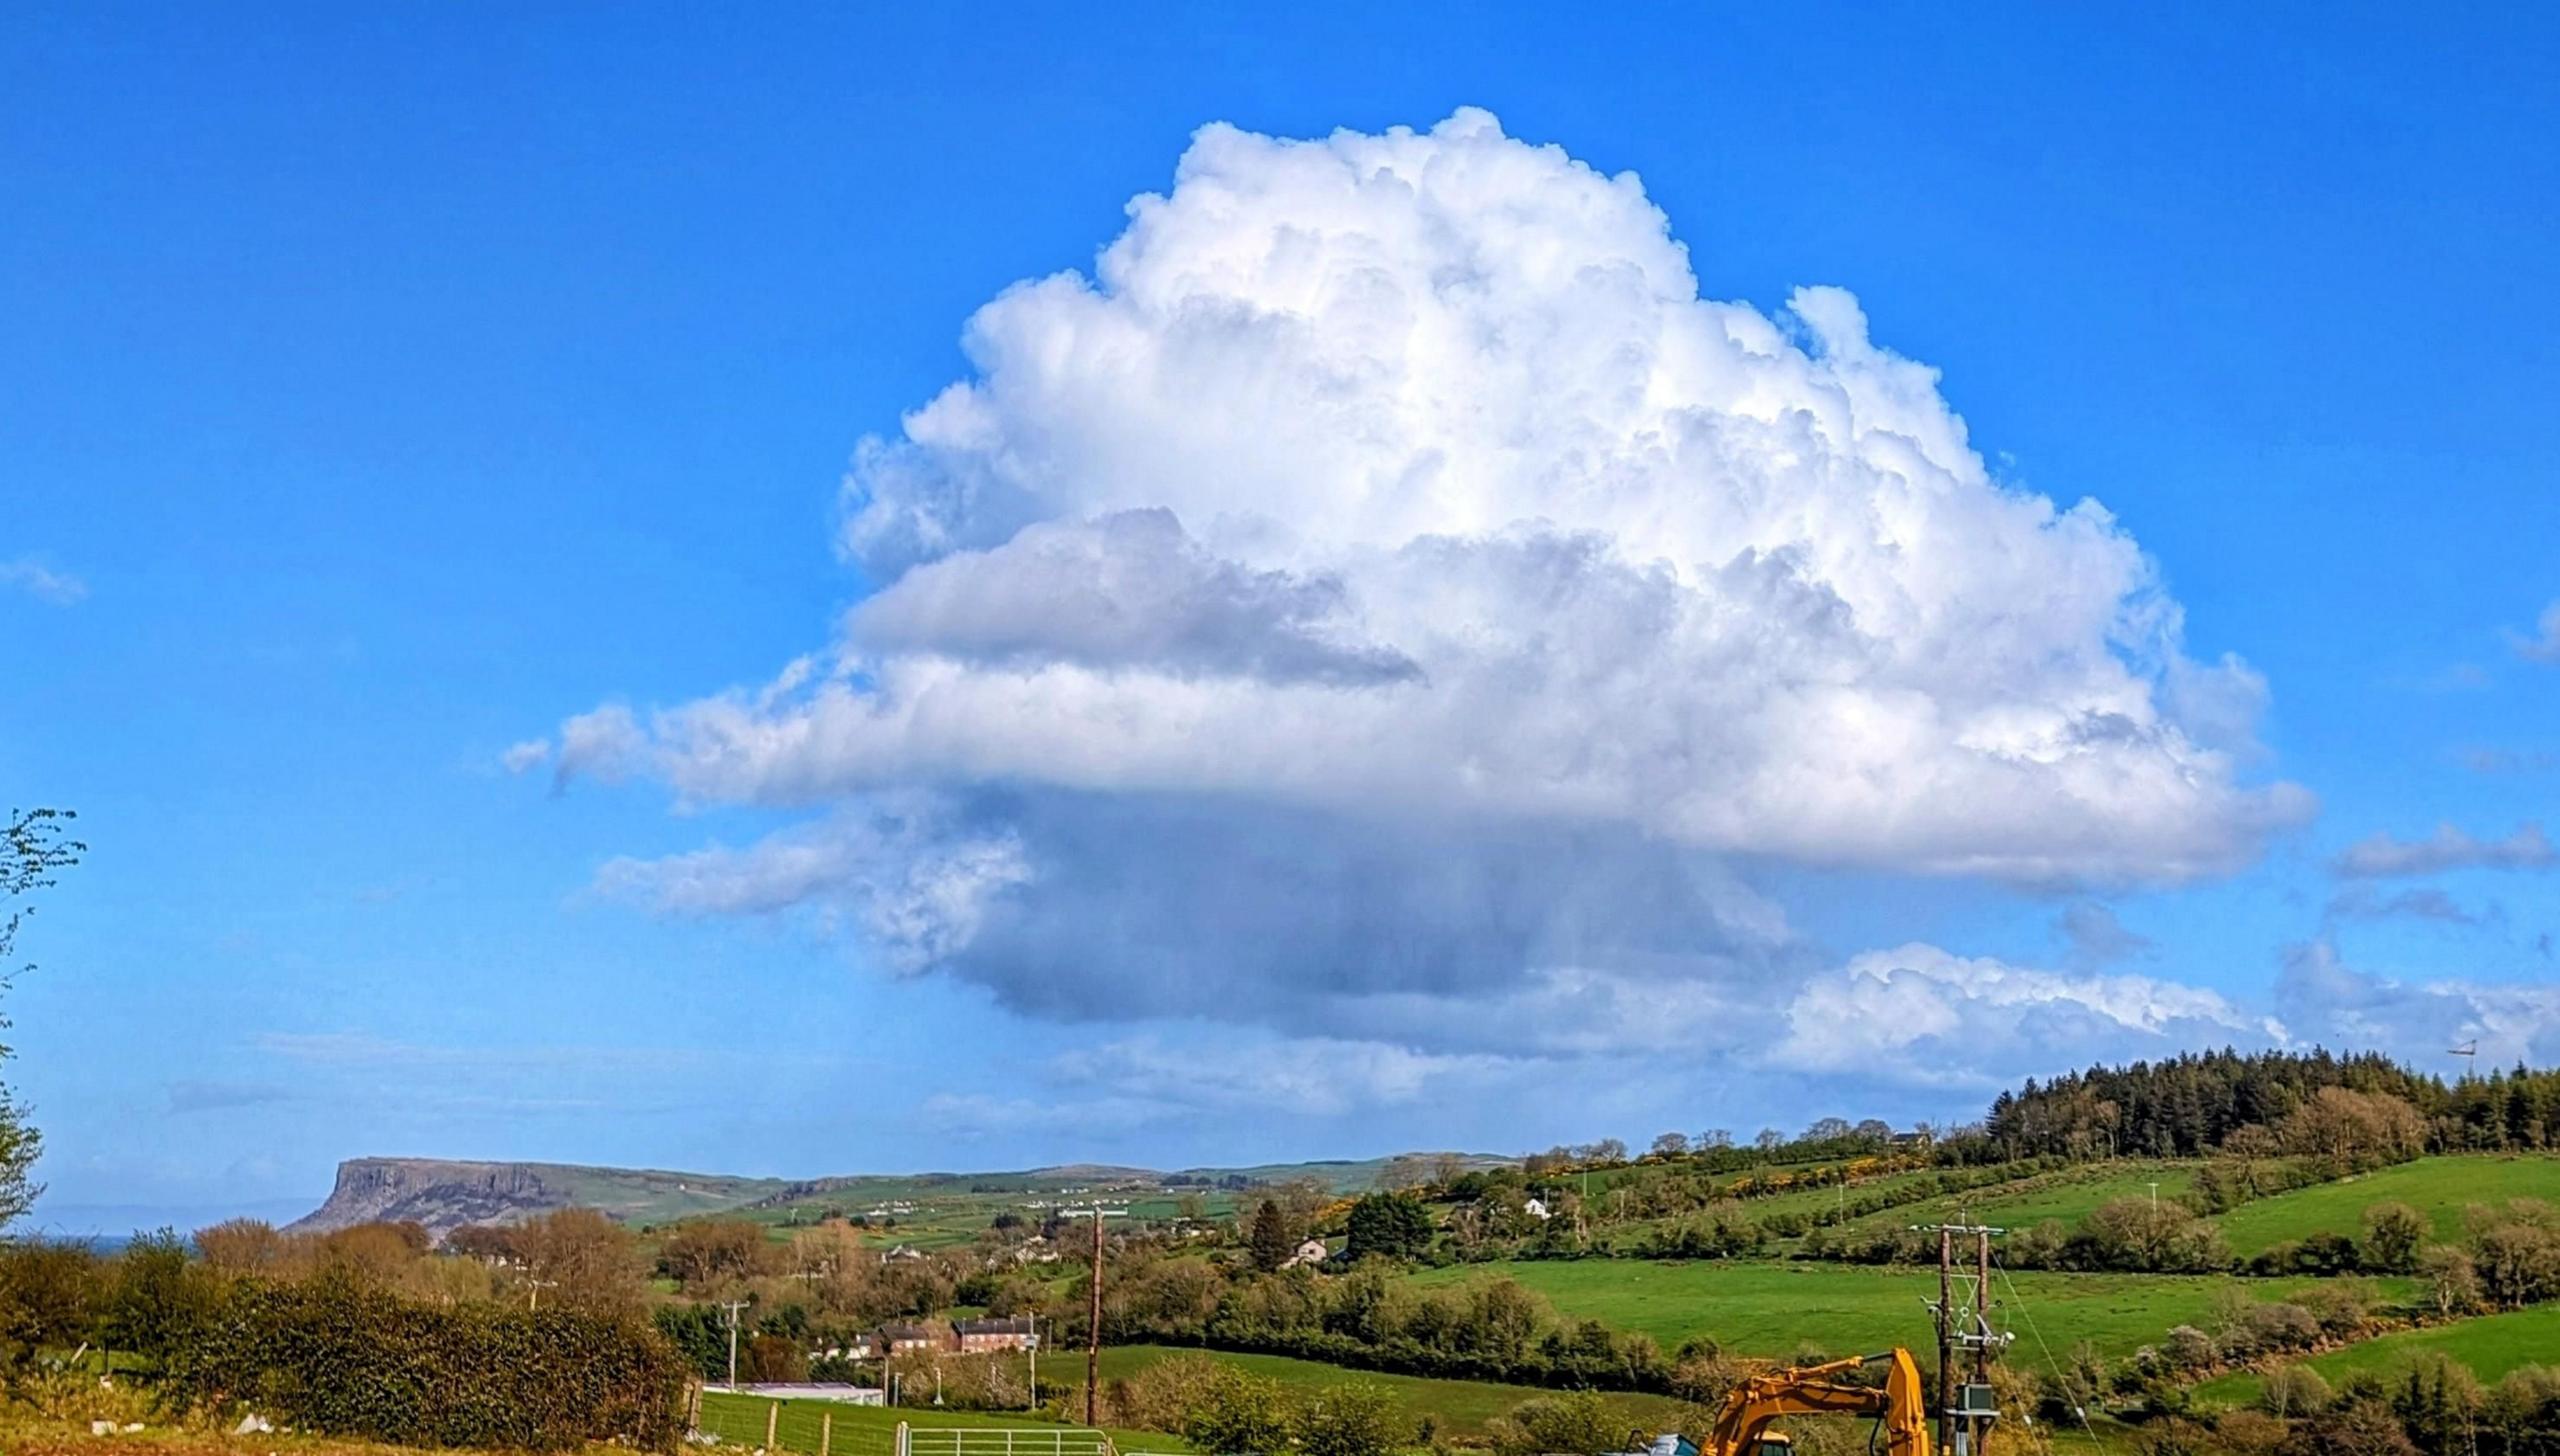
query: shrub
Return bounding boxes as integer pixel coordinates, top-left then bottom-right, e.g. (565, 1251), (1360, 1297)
(2361, 1202), (2427, 1273)
(2292, 1278), (2377, 1339)
(1293, 1381), (1403, 1456)
(163, 1274), (685, 1450)
(1487, 1390), (1625, 1456)
(2229, 1301), (2322, 1358)
(2212, 1409), (2288, 1456)
(1182, 1367), (1291, 1455)
(2160, 1325), (2216, 1373)
(2259, 1363), (2332, 1417)
(2131, 1416), (2212, 1456)
(2292, 1231), (2363, 1277)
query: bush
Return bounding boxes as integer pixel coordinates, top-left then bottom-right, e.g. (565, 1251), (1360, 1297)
(1487, 1390), (1625, 1456)
(2259, 1363), (2332, 1417)
(1182, 1367), (1291, 1455)
(2228, 1302), (2322, 1359)
(1293, 1381), (1403, 1456)
(2361, 1202), (2427, 1274)
(2160, 1325), (2216, 1373)
(1108, 1354), (1229, 1438)
(0, 1239), (99, 1378)
(164, 1274), (686, 1450)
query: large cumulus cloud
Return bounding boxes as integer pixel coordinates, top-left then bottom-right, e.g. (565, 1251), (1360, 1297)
(545, 110), (2305, 1072)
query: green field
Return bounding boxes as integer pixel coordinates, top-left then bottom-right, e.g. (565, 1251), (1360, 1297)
(1726, 1167), (1955, 1223)
(1830, 1163), (2203, 1238)
(699, 1390), (1184, 1456)
(1405, 1258), (2390, 1362)
(1092, 1345), (1685, 1439)
(2194, 1302), (2560, 1407)
(2215, 1156), (2560, 1255)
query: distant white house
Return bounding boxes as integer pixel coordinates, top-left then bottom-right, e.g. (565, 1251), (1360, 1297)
(1281, 1238), (1329, 1269)
(1523, 1198), (1552, 1221)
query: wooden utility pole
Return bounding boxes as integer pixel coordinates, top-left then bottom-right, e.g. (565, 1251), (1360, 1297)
(1087, 1211), (1103, 1427)
(1936, 1227), (1955, 1456)
(1063, 1205), (1125, 1428)
(1974, 1226), (1995, 1456)
(1918, 1221), (2006, 1456)
(719, 1299), (750, 1390)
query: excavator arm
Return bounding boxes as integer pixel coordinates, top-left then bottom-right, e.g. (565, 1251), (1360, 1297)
(1704, 1349), (1932, 1456)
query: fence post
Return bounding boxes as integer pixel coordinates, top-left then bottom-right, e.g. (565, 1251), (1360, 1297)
(821, 1411), (833, 1456)
(766, 1401), (780, 1452)
(897, 1421), (911, 1456)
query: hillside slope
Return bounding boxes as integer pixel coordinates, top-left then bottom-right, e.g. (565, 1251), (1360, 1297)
(291, 1151), (1515, 1234)
(287, 1158), (789, 1233)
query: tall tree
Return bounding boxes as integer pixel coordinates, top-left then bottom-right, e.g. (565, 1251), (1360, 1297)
(1248, 1199), (1295, 1272)
(0, 808), (80, 1227)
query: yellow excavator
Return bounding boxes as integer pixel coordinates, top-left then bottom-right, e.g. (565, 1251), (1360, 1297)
(1698, 1348), (1942, 1456)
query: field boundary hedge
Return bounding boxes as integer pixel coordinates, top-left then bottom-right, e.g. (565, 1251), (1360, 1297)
(162, 1274), (688, 1451)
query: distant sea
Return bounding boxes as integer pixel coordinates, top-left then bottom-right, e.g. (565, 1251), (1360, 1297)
(27, 1196), (325, 1243)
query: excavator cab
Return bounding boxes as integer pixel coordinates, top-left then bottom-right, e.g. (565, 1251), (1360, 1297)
(1750, 1434), (1794, 1456)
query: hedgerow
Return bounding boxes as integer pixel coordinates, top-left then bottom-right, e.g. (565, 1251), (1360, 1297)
(163, 1272), (687, 1450)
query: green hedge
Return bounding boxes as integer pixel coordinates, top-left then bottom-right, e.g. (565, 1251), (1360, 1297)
(165, 1274), (687, 1451)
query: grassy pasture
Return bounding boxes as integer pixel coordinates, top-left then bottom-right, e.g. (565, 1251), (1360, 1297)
(1090, 1345), (1686, 1438)
(1829, 1163), (2203, 1239)
(2214, 1155), (2560, 1255)
(1402, 1258), (2396, 1362)
(1728, 1167), (1957, 1223)
(2193, 1302), (2560, 1408)
(698, 1390), (1184, 1456)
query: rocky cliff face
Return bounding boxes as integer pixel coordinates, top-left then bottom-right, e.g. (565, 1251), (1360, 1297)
(287, 1158), (568, 1234)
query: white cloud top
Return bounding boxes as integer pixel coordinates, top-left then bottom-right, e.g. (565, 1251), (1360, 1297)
(572, 109), (2297, 889)
(1779, 943), (2284, 1090)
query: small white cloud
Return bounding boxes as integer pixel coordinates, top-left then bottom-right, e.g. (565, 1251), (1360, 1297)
(2332, 822), (2557, 879)
(2515, 602), (2560, 665)
(2457, 747), (2558, 775)
(2323, 885), (2488, 927)
(0, 557), (87, 606)
(551, 705), (645, 790)
(500, 739), (552, 774)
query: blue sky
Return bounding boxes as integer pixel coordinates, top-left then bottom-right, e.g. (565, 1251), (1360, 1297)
(5, 4), (2557, 1233)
